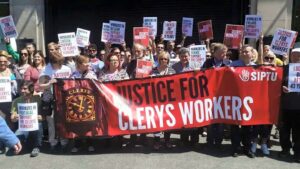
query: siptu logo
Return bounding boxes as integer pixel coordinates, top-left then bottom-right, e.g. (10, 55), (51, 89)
(239, 69), (250, 81)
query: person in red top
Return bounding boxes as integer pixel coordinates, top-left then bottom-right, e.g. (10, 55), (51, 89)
(24, 50), (46, 93)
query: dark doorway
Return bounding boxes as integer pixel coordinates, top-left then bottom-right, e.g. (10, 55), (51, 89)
(44, 0), (249, 49)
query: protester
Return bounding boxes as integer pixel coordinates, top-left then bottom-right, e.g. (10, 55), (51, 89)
(10, 81), (43, 157)
(24, 50), (46, 93)
(279, 48), (300, 163)
(39, 51), (72, 152)
(150, 51), (176, 150)
(230, 45), (256, 158)
(126, 43), (149, 147)
(70, 55), (97, 153)
(87, 44), (104, 74)
(0, 116), (22, 155)
(172, 48), (199, 146)
(202, 43), (228, 149)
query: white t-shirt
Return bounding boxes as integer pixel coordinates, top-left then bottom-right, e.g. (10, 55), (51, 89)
(40, 64), (72, 79)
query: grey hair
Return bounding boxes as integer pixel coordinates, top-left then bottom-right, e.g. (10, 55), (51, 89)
(178, 47), (190, 56)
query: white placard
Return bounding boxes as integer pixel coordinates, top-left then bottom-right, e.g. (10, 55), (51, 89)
(101, 23), (111, 43)
(0, 77), (11, 103)
(109, 20), (126, 44)
(270, 28), (298, 55)
(244, 15), (262, 39)
(182, 17), (193, 37)
(189, 45), (207, 69)
(18, 103), (39, 131)
(163, 21), (177, 41)
(288, 63), (300, 92)
(58, 32), (79, 57)
(76, 28), (90, 47)
(143, 17), (157, 38)
(0, 15), (18, 38)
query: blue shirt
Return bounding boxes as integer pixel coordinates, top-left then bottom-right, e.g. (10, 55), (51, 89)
(0, 116), (19, 148)
(172, 62), (195, 73)
(230, 60), (256, 67)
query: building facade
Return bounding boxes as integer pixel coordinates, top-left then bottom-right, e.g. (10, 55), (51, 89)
(0, 0), (299, 52)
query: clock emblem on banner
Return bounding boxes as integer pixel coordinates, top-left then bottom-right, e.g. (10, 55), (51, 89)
(65, 88), (96, 122)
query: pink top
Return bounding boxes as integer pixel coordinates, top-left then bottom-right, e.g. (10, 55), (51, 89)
(24, 66), (45, 92)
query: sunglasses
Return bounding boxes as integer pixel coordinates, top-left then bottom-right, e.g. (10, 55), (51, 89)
(21, 53), (28, 56)
(264, 57), (274, 60)
(160, 58), (169, 61)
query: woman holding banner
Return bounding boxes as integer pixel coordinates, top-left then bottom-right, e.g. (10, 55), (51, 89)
(150, 51), (176, 150)
(70, 55), (97, 153)
(280, 48), (300, 163)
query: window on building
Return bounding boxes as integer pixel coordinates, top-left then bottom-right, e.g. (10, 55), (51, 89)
(0, 0), (9, 17)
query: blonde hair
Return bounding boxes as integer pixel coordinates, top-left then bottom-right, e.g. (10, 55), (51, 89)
(157, 51), (170, 64)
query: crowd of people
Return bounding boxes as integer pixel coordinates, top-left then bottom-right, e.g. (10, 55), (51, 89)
(0, 31), (299, 163)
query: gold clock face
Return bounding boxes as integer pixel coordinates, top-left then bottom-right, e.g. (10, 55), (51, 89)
(66, 94), (96, 122)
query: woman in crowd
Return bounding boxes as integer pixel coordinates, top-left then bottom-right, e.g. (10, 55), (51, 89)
(280, 48), (300, 163)
(70, 55), (97, 153)
(24, 50), (46, 93)
(0, 50), (18, 154)
(98, 53), (129, 82)
(151, 51), (176, 150)
(39, 51), (72, 151)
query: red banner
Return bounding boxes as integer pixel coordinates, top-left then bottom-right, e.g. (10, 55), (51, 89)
(54, 66), (283, 138)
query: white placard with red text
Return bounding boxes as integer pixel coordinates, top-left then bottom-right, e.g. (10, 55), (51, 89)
(101, 23), (111, 43)
(189, 45), (207, 69)
(18, 103), (39, 131)
(163, 21), (177, 41)
(244, 15), (262, 39)
(270, 28), (298, 55)
(58, 32), (79, 57)
(76, 28), (90, 47)
(143, 17), (157, 38)
(288, 63), (300, 92)
(0, 15), (18, 38)
(109, 20), (126, 44)
(0, 77), (11, 103)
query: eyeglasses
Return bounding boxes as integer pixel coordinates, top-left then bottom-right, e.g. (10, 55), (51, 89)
(89, 49), (97, 52)
(110, 59), (119, 62)
(157, 46), (164, 49)
(159, 58), (169, 61)
(264, 57), (274, 60)
(21, 53), (28, 56)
